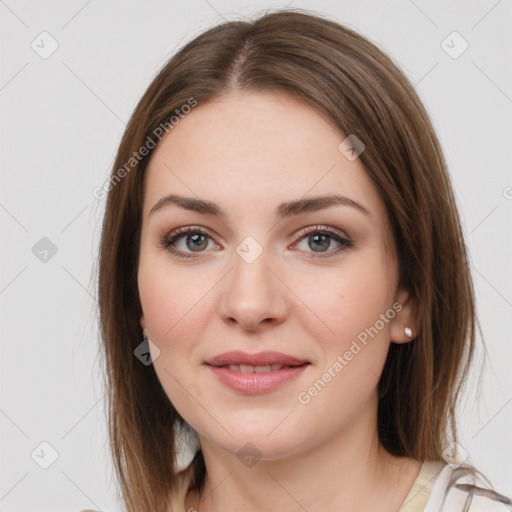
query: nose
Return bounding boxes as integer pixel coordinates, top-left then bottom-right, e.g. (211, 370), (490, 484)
(216, 245), (288, 332)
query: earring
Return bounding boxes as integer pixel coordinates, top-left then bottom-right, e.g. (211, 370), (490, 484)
(405, 327), (413, 338)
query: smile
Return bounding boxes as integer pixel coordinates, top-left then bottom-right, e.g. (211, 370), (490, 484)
(206, 362), (310, 394)
(219, 363), (295, 373)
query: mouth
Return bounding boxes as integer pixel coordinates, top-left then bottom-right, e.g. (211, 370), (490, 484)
(204, 351), (311, 394)
(212, 363), (307, 373)
(205, 350), (310, 368)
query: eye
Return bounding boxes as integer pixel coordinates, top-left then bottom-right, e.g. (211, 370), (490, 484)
(292, 225), (353, 258)
(160, 224), (353, 260)
(160, 226), (219, 259)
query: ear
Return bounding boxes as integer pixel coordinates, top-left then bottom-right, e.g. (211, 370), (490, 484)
(389, 287), (417, 344)
(140, 312), (148, 337)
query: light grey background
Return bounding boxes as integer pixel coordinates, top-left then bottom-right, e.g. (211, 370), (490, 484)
(1, 0), (511, 510)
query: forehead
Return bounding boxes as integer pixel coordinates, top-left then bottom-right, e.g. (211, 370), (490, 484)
(143, 91), (386, 224)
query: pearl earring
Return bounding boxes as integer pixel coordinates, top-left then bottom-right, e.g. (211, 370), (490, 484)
(405, 327), (413, 338)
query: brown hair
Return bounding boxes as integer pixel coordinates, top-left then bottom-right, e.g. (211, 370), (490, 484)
(96, 7), (480, 511)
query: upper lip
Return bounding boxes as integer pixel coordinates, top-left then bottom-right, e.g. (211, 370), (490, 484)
(205, 351), (309, 367)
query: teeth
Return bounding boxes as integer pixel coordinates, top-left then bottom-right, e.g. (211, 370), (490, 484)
(223, 363), (294, 373)
(255, 365), (271, 373)
(239, 364), (254, 374)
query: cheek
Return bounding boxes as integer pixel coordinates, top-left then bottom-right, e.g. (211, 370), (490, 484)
(137, 260), (221, 403)
(290, 256), (394, 355)
(292, 268), (393, 425)
(138, 258), (214, 347)
(138, 262), (213, 418)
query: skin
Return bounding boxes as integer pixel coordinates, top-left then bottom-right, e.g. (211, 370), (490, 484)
(138, 90), (420, 511)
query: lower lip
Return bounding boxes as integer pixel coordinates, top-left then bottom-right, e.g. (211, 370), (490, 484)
(206, 364), (309, 394)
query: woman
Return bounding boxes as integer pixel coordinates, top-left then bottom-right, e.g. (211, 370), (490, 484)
(96, 8), (511, 512)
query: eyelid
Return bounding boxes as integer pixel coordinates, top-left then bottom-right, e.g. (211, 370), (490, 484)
(160, 224), (353, 258)
(163, 224), (350, 243)
(160, 225), (220, 250)
(292, 224), (350, 243)
(289, 224), (353, 258)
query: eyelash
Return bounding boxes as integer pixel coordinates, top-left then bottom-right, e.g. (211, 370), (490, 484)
(159, 225), (353, 260)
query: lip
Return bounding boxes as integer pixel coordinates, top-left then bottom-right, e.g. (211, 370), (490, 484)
(207, 365), (309, 394)
(205, 350), (309, 367)
(205, 351), (310, 394)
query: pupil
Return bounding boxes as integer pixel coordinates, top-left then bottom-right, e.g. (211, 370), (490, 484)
(187, 234), (207, 251)
(310, 234), (330, 252)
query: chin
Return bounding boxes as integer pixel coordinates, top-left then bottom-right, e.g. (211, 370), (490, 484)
(197, 419), (308, 463)
(220, 436), (299, 463)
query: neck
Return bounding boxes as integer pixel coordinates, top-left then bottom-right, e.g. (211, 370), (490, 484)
(186, 394), (421, 512)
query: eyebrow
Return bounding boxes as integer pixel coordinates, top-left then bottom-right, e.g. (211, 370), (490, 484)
(149, 193), (371, 219)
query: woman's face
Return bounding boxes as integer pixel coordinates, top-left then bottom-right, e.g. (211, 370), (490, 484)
(137, 91), (415, 460)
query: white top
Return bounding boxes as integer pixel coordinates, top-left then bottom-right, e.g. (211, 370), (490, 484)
(400, 459), (512, 511)
(76, 459), (512, 511)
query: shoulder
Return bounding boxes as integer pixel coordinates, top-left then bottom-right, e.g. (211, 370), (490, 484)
(424, 461), (512, 512)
